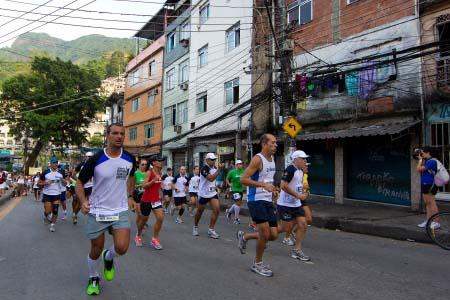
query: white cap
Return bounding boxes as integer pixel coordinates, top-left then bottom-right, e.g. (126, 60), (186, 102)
(85, 151), (94, 157)
(236, 160), (243, 164)
(291, 150), (309, 160)
(205, 153), (217, 160)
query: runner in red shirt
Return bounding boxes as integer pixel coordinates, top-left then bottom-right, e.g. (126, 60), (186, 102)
(136, 155), (165, 250)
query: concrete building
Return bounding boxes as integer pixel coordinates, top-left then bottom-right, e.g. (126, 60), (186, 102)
(123, 8), (166, 157)
(280, 0), (423, 209)
(0, 123), (22, 152)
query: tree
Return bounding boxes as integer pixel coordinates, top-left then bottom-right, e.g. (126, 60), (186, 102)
(88, 135), (104, 148)
(0, 56), (103, 174)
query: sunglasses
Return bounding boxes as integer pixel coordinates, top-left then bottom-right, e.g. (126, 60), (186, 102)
(140, 163), (147, 166)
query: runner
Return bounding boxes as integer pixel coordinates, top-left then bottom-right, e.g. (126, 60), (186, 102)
(67, 171), (79, 224)
(277, 150), (311, 261)
(193, 153), (223, 239)
(161, 168), (174, 214)
(133, 159), (148, 233)
(236, 133), (278, 277)
(187, 166), (200, 217)
(136, 155), (165, 249)
(32, 172), (41, 201)
(225, 160), (245, 224)
(76, 123), (136, 296)
(38, 157), (63, 232)
(58, 164), (69, 220)
(171, 166), (188, 224)
(74, 152), (95, 225)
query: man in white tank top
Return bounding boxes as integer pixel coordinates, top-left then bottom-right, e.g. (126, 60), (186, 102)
(277, 150), (311, 261)
(237, 133), (279, 277)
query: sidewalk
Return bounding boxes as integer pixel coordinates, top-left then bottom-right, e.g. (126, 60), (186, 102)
(220, 197), (450, 244)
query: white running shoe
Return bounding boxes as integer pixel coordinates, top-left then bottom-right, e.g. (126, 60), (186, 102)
(417, 220), (427, 228)
(175, 217), (183, 224)
(282, 237), (294, 246)
(208, 228), (220, 239)
(192, 226), (199, 236)
(250, 261), (273, 277)
(430, 221), (441, 230)
(49, 224), (55, 232)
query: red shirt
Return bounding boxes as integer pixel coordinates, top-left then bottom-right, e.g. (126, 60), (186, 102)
(141, 171), (161, 203)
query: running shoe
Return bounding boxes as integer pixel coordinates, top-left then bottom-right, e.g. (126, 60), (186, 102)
(250, 261), (273, 277)
(282, 237), (294, 246)
(192, 226), (199, 236)
(151, 238), (163, 250)
(208, 228), (220, 239)
(236, 230), (247, 254)
(86, 277), (100, 295)
(62, 210), (67, 220)
(175, 217), (183, 224)
(289, 232), (297, 242)
(102, 250), (115, 281)
(72, 213), (77, 225)
(226, 209), (232, 220)
(234, 218), (241, 225)
(49, 223), (55, 232)
(135, 235), (143, 247)
(44, 215), (50, 225)
(417, 220), (427, 228)
(249, 223), (257, 231)
(430, 221), (441, 230)
(291, 249), (311, 261)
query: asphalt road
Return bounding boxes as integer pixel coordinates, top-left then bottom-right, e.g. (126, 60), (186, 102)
(0, 195), (449, 300)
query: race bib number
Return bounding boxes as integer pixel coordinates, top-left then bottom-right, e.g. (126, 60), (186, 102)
(209, 186), (216, 192)
(296, 186), (302, 193)
(151, 201), (162, 208)
(233, 193), (242, 200)
(193, 186), (198, 190)
(96, 214), (119, 222)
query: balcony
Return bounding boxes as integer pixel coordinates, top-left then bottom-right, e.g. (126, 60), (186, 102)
(437, 55), (450, 89)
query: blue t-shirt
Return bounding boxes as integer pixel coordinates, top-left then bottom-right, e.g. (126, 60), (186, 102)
(421, 159), (437, 185)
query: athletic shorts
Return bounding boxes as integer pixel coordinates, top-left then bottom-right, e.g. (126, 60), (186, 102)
(199, 195), (219, 205)
(86, 210), (130, 240)
(277, 205), (305, 222)
(42, 194), (60, 203)
(174, 196), (187, 206)
(231, 192), (243, 202)
(85, 187), (93, 197)
(140, 201), (163, 216)
(133, 190), (143, 204)
(422, 184), (438, 195)
(189, 192), (198, 198)
(302, 199), (309, 206)
(247, 200), (277, 227)
(163, 189), (173, 197)
(33, 187), (40, 192)
(60, 192), (66, 202)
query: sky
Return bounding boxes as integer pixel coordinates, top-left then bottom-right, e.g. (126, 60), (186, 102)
(0, 0), (164, 47)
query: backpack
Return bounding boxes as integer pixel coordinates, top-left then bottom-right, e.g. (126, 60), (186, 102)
(432, 159), (450, 187)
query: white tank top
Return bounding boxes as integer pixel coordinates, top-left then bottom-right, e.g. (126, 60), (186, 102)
(278, 165), (303, 207)
(247, 153), (276, 202)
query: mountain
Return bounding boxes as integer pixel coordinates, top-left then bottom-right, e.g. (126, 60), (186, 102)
(3, 32), (135, 64)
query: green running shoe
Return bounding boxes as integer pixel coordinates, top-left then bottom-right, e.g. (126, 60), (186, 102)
(102, 249), (115, 281)
(86, 277), (100, 295)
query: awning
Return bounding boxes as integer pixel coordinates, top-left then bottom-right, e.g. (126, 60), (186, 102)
(298, 120), (421, 141)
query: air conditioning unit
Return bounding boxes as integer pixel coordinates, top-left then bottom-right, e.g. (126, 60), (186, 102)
(174, 125), (182, 134)
(180, 82), (189, 90)
(180, 38), (190, 48)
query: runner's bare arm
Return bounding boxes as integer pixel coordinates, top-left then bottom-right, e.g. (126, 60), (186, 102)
(75, 179), (89, 214)
(240, 156), (276, 192)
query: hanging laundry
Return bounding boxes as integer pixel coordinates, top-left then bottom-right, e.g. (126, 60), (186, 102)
(306, 80), (315, 97)
(322, 77), (334, 90)
(311, 79), (321, 97)
(376, 59), (396, 83)
(338, 73), (346, 93)
(295, 74), (307, 96)
(345, 72), (359, 96)
(359, 63), (376, 99)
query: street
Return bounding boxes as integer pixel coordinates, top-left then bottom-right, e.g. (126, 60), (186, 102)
(0, 195), (449, 300)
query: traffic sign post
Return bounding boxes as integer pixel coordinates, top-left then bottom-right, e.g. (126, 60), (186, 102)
(282, 117), (302, 138)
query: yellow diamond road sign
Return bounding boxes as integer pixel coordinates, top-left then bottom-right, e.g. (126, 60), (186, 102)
(282, 117), (302, 138)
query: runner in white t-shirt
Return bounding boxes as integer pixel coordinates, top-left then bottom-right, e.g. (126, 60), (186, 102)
(161, 168), (174, 214)
(171, 166), (189, 224)
(76, 123), (136, 296)
(32, 172), (41, 201)
(187, 166), (200, 217)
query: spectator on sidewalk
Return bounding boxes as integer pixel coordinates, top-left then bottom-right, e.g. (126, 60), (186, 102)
(416, 147), (440, 229)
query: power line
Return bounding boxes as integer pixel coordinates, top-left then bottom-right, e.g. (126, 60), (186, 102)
(111, 0), (264, 9)
(0, 0), (53, 30)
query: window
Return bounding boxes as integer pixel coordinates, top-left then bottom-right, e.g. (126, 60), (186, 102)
(128, 69), (140, 86)
(6, 140), (13, 145)
(0, 133), (4, 138)
(148, 89), (157, 106)
(144, 123), (155, 139)
(179, 59), (189, 83)
(431, 123), (450, 146)
(167, 31), (177, 52)
(166, 68), (175, 90)
(180, 20), (190, 41)
(225, 78), (239, 105)
(129, 127), (137, 141)
(199, 2), (209, 24)
(148, 61), (156, 77)
(177, 101), (188, 124)
(131, 98), (140, 112)
(288, 0), (312, 25)
(0, 140), (4, 145)
(347, 0), (359, 4)
(198, 45), (208, 68)
(196, 92), (207, 114)
(164, 105), (176, 128)
(226, 22), (240, 52)
(7, 132), (13, 137)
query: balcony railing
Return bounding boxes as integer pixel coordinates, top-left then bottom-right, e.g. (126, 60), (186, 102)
(437, 55), (450, 88)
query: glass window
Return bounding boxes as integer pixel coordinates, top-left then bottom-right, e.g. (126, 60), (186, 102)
(225, 78), (239, 105)
(180, 20), (191, 41)
(164, 105), (176, 128)
(347, 0), (359, 4)
(0, 140), (4, 145)
(144, 123), (155, 139)
(198, 45), (208, 68)
(226, 22), (240, 52)
(148, 61), (156, 77)
(0, 133), (4, 138)
(6, 140), (13, 145)
(167, 31), (177, 52)
(199, 2), (209, 24)
(148, 89), (157, 106)
(129, 127), (137, 141)
(132, 98), (140, 112)
(287, 0), (312, 25)
(196, 92), (207, 114)
(128, 69), (140, 86)
(166, 68), (175, 90)
(177, 101), (188, 124)
(179, 59), (189, 83)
